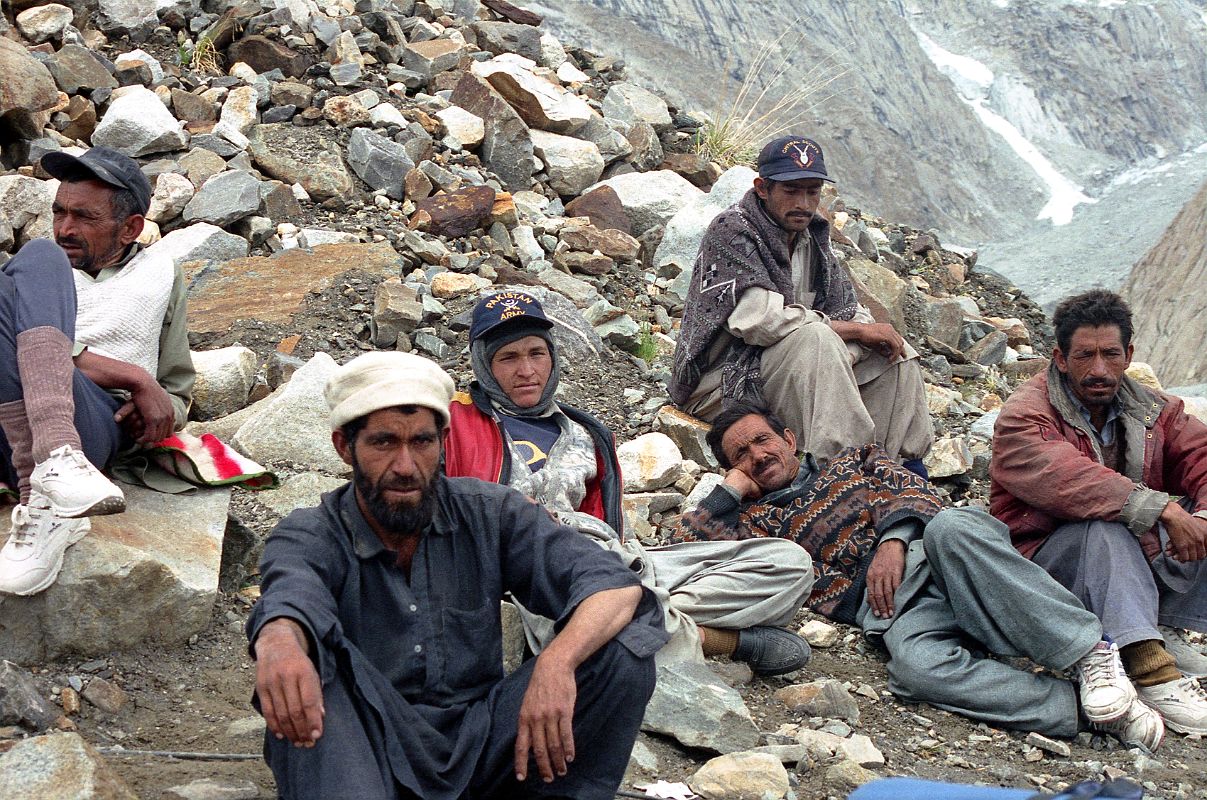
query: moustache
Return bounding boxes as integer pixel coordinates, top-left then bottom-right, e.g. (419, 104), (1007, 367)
(1080, 378), (1116, 388)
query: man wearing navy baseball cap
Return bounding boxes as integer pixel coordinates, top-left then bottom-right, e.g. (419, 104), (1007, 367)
(0, 147), (194, 596)
(446, 291), (816, 677)
(670, 135), (933, 474)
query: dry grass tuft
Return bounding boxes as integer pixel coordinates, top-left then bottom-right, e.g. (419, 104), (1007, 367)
(696, 29), (848, 168)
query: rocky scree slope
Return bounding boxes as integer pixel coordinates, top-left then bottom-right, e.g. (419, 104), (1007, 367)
(1, 0), (1207, 798)
(532, 0), (1207, 243)
(1123, 176), (1207, 387)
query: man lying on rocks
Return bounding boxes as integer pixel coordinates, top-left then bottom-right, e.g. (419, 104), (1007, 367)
(0, 147), (194, 597)
(669, 134), (933, 475)
(669, 402), (1164, 750)
(443, 290), (814, 674)
(247, 352), (664, 800)
(992, 289), (1207, 738)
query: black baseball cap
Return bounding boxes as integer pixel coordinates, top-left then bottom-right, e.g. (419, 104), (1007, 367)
(469, 291), (553, 344)
(41, 146), (152, 216)
(757, 136), (833, 183)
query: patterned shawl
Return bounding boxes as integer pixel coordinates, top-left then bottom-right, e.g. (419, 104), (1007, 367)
(672, 445), (942, 625)
(668, 188), (858, 406)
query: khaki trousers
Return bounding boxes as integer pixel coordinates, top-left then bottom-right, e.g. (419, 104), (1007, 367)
(686, 323), (933, 460)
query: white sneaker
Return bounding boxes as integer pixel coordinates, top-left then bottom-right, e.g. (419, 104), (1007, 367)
(1073, 640), (1136, 723)
(1094, 697), (1165, 752)
(30, 444), (125, 518)
(1159, 626), (1207, 679)
(0, 503), (90, 596)
(1138, 677), (1207, 735)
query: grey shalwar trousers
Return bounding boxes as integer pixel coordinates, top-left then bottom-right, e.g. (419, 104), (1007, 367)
(265, 637), (654, 800)
(868, 508), (1102, 737)
(1032, 515), (1207, 648)
(0, 240), (122, 487)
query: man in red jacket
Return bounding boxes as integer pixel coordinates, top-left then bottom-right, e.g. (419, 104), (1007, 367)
(991, 289), (1207, 737)
(444, 290), (815, 676)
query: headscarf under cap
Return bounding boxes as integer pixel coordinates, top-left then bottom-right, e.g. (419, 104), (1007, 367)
(470, 318), (561, 417)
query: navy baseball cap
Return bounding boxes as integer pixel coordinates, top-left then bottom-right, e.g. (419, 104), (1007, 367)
(41, 146), (153, 216)
(757, 136), (833, 183)
(469, 291), (554, 344)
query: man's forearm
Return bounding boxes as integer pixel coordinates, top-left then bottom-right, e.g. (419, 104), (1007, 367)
(828, 319), (862, 343)
(539, 586), (640, 672)
(74, 348), (155, 393)
(253, 617), (311, 659)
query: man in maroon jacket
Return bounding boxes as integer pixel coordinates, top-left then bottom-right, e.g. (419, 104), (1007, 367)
(991, 289), (1207, 738)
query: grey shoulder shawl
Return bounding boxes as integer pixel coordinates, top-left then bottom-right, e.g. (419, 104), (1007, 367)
(668, 188), (857, 406)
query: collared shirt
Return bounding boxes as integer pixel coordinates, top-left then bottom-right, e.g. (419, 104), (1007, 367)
(1065, 383), (1122, 447)
(72, 244), (194, 428)
(247, 477), (665, 798)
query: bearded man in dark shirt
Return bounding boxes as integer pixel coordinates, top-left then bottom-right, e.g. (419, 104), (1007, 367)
(246, 351), (665, 800)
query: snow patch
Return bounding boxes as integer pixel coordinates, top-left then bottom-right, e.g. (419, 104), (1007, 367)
(914, 31), (1093, 226)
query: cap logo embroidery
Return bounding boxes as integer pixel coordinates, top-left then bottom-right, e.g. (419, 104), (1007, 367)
(781, 139), (820, 170)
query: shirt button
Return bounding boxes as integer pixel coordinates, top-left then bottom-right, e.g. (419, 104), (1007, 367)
(414, 644), (422, 654)
(409, 604), (418, 612)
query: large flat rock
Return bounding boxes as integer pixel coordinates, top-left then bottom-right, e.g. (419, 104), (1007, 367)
(0, 732), (137, 799)
(186, 242), (403, 334)
(0, 485), (232, 662)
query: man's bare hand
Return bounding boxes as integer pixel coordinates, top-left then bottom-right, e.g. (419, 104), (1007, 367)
(254, 619), (325, 748)
(515, 653), (576, 784)
(1160, 502), (1207, 563)
(114, 376), (174, 445)
(856, 323), (907, 362)
(723, 468), (761, 500)
(866, 539), (906, 618)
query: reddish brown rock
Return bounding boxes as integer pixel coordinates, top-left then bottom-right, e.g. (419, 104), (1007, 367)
(482, 0), (542, 25)
(170, 87), (216, 124)
(227, 34), (312, 77)
(186, 243), (402, 334)
(660, 152), (721, 188)
(559, 222), (640, 261)
(489, 192), (518, 226)
(564, 186), (630, 234)
(58, 95), (97, 141)
(404, 168), (433, 200)
(555, 250), (613, 275)
(413, 185), (497, 238)
(911, 233), (938, 255)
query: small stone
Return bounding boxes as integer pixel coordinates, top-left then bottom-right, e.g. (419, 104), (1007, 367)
(689, 751), (789, 800)
(430, 271), (491, 299)
(774, 680), (860, 723)
(81, 677), (127, 715)
(165, 777), (259, 800)
(825, 758), (877, 791)
(840, 734), (885, 767)
(797, 619), (840, 648)
(616, 433), (683, 492)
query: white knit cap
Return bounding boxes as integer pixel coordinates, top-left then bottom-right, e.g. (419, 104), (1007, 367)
(325, 351), (454, 431)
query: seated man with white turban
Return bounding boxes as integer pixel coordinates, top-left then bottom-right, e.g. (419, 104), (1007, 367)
(247, 351), (666, 800)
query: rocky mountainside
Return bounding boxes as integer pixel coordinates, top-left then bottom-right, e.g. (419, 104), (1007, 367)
(531, 0), (1207, 243)
(2, 1), (1207, 798)
(1123, 177), (1207, 387)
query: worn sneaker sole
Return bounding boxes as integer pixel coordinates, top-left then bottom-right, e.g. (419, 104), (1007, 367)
(52, 494), (126, 519)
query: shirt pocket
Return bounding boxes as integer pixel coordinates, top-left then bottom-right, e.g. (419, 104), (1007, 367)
(440, 604), (503, 693)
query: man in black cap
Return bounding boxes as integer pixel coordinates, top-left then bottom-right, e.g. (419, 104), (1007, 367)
(669, 135), (933, 472)
(0, 147), (194, 596)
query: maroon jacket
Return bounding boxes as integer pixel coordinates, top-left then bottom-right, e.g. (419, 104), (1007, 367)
(990, 362), (1207, 559)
